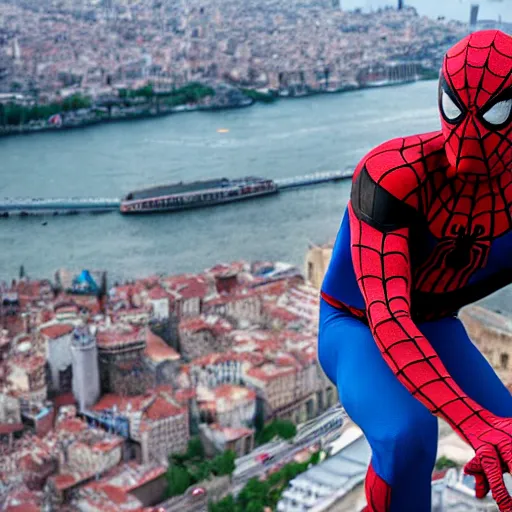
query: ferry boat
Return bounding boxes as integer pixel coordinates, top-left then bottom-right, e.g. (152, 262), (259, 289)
(120, 176), (278, 214)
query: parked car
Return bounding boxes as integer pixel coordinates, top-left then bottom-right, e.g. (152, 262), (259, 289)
(190, 487), (206, 498)
(255, 453), (274, 464)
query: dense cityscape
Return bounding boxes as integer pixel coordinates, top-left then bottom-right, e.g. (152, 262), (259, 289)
(0, 246), (510, 511)
(0, 0), (476, 134)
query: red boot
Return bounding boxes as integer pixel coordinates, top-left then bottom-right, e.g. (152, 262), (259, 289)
(362, 463), (391, 512)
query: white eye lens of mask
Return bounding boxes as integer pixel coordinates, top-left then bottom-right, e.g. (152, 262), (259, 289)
(482, 99), (512, 126)
(441, 90), (462, 121)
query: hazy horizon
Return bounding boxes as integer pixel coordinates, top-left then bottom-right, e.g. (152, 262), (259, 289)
(345, 0), (511, 22)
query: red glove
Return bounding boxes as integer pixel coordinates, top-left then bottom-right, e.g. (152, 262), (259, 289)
(463, 411), (512, 511)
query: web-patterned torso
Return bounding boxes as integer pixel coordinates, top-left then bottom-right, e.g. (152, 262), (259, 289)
(322, 131), (512, 322)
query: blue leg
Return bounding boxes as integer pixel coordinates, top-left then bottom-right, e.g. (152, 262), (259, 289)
(420, 315), (512, 417)
(318, 299), (437, 512)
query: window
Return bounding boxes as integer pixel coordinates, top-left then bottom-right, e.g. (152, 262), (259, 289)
(307, 261), (314, 282)
(501, 352), (509, 370)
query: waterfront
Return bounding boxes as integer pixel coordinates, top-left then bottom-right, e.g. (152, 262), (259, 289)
(0, 79), (510, 311)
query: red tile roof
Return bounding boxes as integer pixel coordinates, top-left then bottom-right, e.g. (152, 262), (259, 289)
(144, 330), (180, 362)
(163, 274), (210, 299)
(100, 461), (167, 493)
(52, 392), (77, 408)
(147, 286), (170, 301)
(0, 422), (24, 435)
(191, 351), (245, 367)
(145, 395), (185, 420)
(96, 325), (145, 349)
(56, 417), (88, 434)
(93, 389), (186, 421)
(175, 388), (196, 402)
(213, 384), (256, 402)
(246, 363), (297, 383)
(208, 423), (254, 442)
(179, 315), (232, 336)
(52, 473), (82, 491)
(39, 323), (74, 339)
(78, 482), (144, 511)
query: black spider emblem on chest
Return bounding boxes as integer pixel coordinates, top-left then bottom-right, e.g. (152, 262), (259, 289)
(445, 224), (486, 270)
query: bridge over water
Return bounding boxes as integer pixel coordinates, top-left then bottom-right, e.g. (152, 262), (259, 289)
(0, 169), (354, 216)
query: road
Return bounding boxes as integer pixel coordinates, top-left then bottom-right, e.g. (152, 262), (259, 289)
(158, 406), (348, 510)
(232, 406), (347, 495)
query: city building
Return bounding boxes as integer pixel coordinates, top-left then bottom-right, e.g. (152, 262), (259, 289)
(304, 243), (333, 290)
(95, 323), (148, 395)
(196, 383), (256, 427)
(278, 425), (370, 512)
(200, 422), (255, 457)
(459, 305), (512, 386)
(189, 351), (248, 388)
(72, 461), (167, 510)
(39, 322), (74, 394)
(469, 4), (480, 28)
(178, 314), (233, 360)
(92, 388), (189, 465)
(8, 351), (47, 404)
(71, 326), (101, 411)
(244, 362), (298, 420)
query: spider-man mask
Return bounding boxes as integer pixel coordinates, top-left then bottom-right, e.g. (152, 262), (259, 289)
(439, 30), (512, 179)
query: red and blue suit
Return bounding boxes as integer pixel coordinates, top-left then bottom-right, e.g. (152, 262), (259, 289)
(318, 30), (512, 511)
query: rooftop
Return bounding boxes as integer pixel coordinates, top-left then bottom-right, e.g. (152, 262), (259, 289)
(144, 330), (180, 363)
(246, 363), (297, 382)
(39, 322), (74, 339)
(92, 389), (186, 423)
(179, 315), (233, 335)
(98, 461), (167, 493)
(96, 324), (145, 349)
(208, 423), (254, 442)
(75, 482), (144, 511)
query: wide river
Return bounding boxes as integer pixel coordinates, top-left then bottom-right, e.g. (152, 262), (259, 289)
(0, 80), (510, 312)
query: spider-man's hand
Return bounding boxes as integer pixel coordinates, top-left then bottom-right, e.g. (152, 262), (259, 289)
(463, 411), (512, 511)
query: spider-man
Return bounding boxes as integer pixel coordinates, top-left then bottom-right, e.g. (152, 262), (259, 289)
(318, 30), (512, 511)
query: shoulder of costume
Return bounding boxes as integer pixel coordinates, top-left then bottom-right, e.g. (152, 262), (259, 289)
(350, 133), (442, 232)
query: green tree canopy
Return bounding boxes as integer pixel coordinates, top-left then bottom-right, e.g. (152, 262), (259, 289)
(211, 450), (236, 477)
(236, 478), (269, 510)
(435, 456), (458, 470)
(257, 419), (297, 444)
(208, 494), (237, 512)
(187, 437), (205, 460)
(166, 464), (191, 498)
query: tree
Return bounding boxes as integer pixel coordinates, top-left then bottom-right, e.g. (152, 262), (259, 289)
(435, 456), (458, 470)
(211, 450), (236, 477)
(208, 495), (237, 512)
(275, 419), (296, 440)
(187, 437), (205, 460)
(246, 501), (265, 512)
(134, 84), (154, 99)
(236, 478), (269, 510)
(310, 451), (321, 465)
(188, 460), (211, 484)
(166, 464), (191, 497)
(257, 419), (296, 445)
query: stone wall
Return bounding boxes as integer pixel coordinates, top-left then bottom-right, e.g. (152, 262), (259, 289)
(459, 305), (512, 386)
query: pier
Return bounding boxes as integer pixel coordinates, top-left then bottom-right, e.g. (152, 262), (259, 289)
(0, 169), (353, 216)
(0, 197), (121, 216)
(275, 169), (354, 190)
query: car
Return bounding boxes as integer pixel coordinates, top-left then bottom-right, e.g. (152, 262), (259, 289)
(190, 487), (206, 497)
(255, 453), (274, 464)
